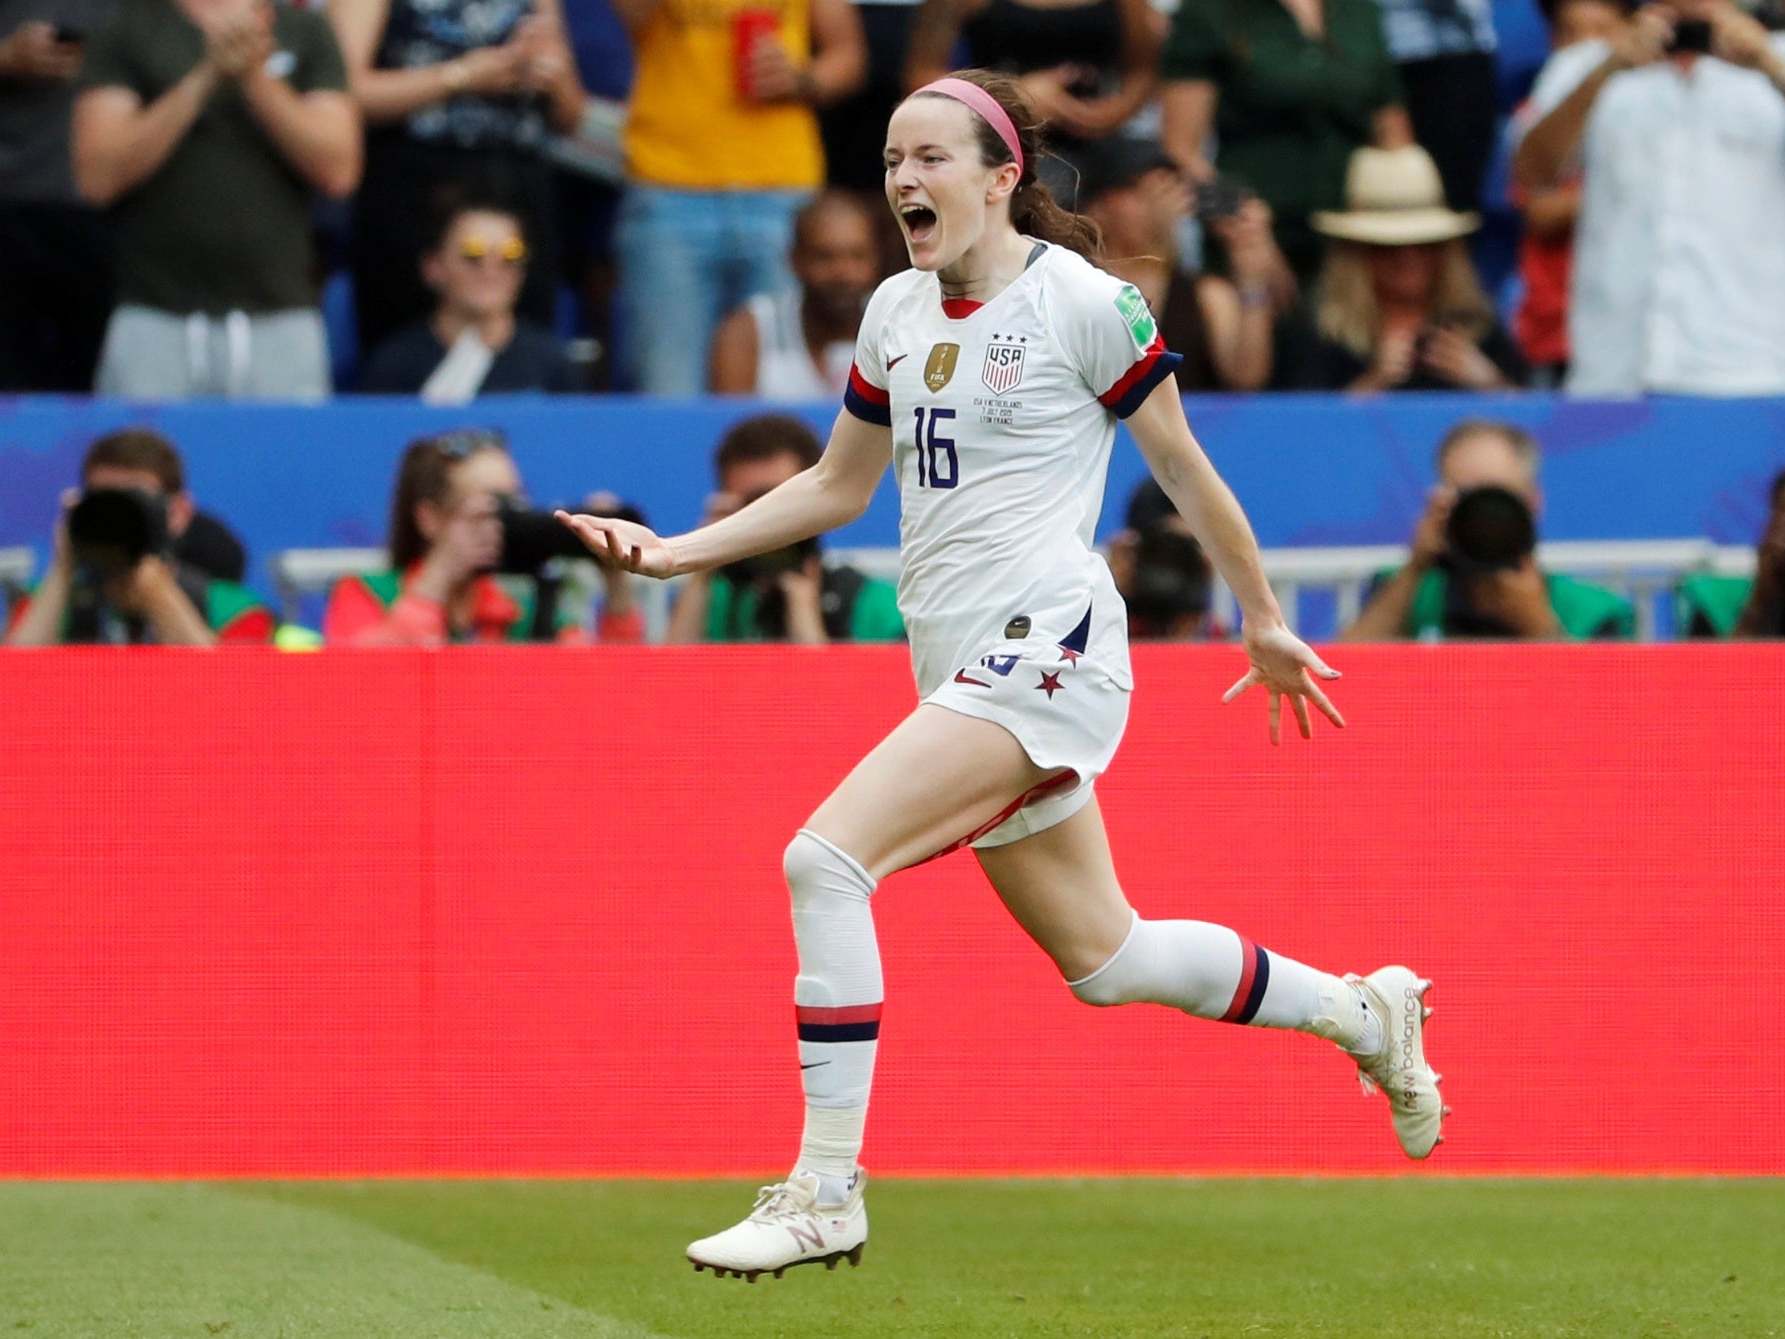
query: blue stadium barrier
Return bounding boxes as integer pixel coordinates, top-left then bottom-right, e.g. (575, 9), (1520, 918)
(3, 393), (1782, 612)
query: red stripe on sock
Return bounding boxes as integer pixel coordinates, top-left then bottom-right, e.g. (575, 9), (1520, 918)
(795, 1003), (883, 1025)
(1219, 937), (1258, 1023)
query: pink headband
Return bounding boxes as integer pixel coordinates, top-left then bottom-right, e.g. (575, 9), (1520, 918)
(914, 77), (1024, 177)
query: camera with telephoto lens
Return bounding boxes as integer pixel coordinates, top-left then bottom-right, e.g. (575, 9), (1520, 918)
(1442, 485), (1537, 575)
(66, 488), (171, 577)
(718, 488), (822, 590)
(496, 496), (645, 574)
(1127, 526), (1212, 622)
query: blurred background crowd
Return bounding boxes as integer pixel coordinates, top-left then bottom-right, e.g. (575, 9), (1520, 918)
(2, 0), (1783, 647)
(4, 0), (1784, 400)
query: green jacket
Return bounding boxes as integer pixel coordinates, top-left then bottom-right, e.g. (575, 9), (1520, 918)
(705, 569), (905, 643)
(1675, 574), (1753, 638)
(1394, 567), (1635, 640)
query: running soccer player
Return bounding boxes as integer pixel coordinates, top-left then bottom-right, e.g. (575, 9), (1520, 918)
(558, 70), (1446, 1281)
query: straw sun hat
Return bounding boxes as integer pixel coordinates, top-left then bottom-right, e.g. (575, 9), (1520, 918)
(1310, 146), (1480, 246)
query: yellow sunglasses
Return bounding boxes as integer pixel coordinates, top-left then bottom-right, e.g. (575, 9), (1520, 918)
(459, 236), (528, 265)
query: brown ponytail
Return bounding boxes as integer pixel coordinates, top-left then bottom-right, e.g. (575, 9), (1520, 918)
(913, 69), (1102, 261)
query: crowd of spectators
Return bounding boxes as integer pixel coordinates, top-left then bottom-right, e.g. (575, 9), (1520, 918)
(2, 3), (1782, 646)
(3, 0), (1783, 399)
(6, 415), (1783, 646)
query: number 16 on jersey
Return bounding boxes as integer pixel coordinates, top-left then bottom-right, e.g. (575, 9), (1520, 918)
(913, 407), (958, 490)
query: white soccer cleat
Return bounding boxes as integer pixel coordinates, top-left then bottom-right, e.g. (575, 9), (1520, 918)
(686, 1170), (868, 1281)
(1346, 966), (1448, 1160)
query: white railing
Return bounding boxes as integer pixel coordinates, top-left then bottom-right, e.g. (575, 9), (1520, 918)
(1207, 540), (1755, 641)
(269, 540), (1759, 642)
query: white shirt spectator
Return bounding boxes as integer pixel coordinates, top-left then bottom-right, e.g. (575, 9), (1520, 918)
(1523, 37), (1785, 396)
(747, 290), (854, 400)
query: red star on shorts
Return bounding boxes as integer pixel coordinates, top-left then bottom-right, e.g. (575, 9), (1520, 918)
(1035, 670), (1064, 699)
(1057, 647), (1082, 666)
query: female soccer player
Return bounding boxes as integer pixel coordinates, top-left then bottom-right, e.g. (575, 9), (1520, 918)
(558, 71), (1446, 1280)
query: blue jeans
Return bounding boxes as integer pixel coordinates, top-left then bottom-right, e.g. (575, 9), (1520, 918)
(615, 184), (810, 395)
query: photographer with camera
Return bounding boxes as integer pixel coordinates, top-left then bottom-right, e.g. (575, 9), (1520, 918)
(1512, 0), (1785, 395)
(1678, 470), (1785, 636)
(1078, 142), (1288, 392)
(1342, 419), (1633, 641)
(665, 414), (903, 645)
(1108, 479), (1223, 640)
(323, 430), (644, 645)
(5, 428), (274, 646)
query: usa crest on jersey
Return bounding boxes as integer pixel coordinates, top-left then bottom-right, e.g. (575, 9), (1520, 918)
(981, 334), (1026, 395)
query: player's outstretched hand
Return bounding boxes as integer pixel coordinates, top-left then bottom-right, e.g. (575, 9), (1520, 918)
(1222, 623), (1346, 745)
(553, 510), (679, 579)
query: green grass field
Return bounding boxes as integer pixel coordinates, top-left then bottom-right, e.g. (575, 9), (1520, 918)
(1, 1179), (1779, 1338)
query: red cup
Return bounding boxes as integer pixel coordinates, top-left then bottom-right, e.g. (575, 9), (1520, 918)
(732, 8), (779, 101)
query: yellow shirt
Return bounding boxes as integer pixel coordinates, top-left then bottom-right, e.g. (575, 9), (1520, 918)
(626, 0), (825, 190)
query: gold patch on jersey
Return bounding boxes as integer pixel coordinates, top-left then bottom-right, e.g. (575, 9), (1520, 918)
(923, 342), (960, 392)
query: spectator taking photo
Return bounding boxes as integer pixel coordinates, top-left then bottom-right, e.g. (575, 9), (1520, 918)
(665, 414), (903, 645)
(323, 431), (645, 646)
(1513, 0), (1785, 395)
(4, 428), (274, 646)
(1273, 145), (1527, 392)
(1342, 419), (1633, 641)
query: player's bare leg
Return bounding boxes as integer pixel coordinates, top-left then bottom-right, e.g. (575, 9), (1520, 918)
(687, 705), (1056, 1280)
(976, 797), (1448, 1158)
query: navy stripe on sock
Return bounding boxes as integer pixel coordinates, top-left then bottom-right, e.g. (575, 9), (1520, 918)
(1233, 945), (1271, 1025)
(797, 1021), (881, 1043)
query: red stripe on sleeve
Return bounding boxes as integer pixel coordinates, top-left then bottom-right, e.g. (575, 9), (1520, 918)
(848, 363), (889, 407)
(1097, 334), (1167, 409)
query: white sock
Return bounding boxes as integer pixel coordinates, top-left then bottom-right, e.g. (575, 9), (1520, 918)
(1068, 913), (1378, 1049)
(784, 830), (880, 1192)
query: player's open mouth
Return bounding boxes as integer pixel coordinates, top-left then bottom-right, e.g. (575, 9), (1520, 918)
(900, 206), (938, 244)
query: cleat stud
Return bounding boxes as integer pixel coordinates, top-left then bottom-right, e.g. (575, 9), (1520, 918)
(825, 1258), (838, 1270)
(691, 1263), (703, 1273)
(746, 1272), (759, 1284)
(1435, 1134), (1445, 1145)
(774, 1268), (787, 1279)
(1422, 1007), (1434, 1021)
(1432, 1072), (1443, 1086)
(1442, 1105), (1453, 1117)
(847, 1245), (864, 1267)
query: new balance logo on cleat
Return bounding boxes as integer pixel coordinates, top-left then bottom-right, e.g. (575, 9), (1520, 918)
(1343, 966), (1448, 1159)
(686, 1170), (869, 1282)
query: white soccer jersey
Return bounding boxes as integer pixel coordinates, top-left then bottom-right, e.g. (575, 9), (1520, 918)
(843, 242), (1181, 698)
